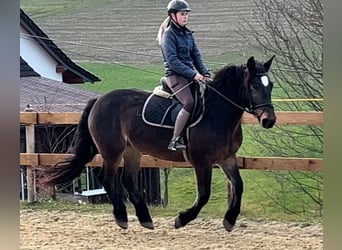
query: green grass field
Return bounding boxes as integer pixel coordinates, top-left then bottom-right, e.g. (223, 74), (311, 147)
(164, 168), (322, 222)
(74, 62), (164, 93)
(76, 56), (286, 95)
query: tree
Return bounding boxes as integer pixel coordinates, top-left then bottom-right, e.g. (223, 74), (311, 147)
(239, 0), (323, 218)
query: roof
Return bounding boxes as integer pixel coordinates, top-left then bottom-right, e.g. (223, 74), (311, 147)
(20, 57), (40, 77)
(20, 76), (101, 112)
(20, 9), (100, 83)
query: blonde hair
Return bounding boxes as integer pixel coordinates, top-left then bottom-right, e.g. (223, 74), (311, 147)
(156, 17), (171, 46)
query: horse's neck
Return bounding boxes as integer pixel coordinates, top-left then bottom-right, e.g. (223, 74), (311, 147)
(204, 85), (245, 127)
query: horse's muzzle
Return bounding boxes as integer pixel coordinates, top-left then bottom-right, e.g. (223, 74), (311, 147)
(258, 109), (276, 129)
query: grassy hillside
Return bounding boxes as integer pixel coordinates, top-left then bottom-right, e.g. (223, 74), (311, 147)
(21, 0), (259, 64)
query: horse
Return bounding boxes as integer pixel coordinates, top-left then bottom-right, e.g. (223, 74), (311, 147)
(40, 56), (276, 232)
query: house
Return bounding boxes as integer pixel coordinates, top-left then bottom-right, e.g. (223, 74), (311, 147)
(20, 8), (104, 201)
(20, 8), (100, 84)
(20, 52), (103, 201)
(20, 9), (161, 205)
(20, 57), (100, 112)
(20, 8), (101, 112)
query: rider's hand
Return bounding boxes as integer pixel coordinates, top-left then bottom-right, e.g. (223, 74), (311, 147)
(193, 73), (204, 82)
(203, 76), (213, 83)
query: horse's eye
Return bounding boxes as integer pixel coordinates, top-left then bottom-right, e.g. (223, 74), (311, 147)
(251, 82), (260, 90)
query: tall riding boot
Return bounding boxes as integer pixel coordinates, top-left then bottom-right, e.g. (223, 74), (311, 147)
(168, 108), (191, 151)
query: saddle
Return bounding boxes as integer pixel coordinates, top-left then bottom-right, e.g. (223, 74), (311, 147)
(142, 77), (206, 129)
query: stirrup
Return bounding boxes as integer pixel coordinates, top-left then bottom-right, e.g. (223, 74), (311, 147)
(168, 137), (186, 151)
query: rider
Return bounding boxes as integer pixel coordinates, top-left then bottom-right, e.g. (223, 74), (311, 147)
(157, 0), (212, 151)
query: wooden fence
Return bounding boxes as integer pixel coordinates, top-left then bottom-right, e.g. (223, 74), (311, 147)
(20, 111), (323, 202)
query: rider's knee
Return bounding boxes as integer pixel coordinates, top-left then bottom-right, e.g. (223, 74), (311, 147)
(183, 101), (194, 113)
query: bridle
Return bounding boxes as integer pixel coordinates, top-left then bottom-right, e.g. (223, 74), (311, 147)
(205, 67), (274, 117)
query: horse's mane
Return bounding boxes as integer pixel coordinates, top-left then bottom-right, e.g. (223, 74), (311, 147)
(202, 64), (247, 109)
(212, 64), (245, 89)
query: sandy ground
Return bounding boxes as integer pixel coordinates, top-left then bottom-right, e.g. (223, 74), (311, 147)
(20, 209), (323, 250)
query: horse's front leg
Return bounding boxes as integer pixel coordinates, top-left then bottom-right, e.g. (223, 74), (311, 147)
(175, 163), (212, 229)
(217, 154), (243, 232)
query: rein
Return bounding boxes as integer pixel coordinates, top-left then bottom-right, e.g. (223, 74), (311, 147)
(205, 84), (256, 115)
(169, 80), (194, 98)
(205, 70), (273, 116)
(167, 69), (273, 116)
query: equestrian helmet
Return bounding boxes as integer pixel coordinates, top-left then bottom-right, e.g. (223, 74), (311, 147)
(167, 0), (191, 14)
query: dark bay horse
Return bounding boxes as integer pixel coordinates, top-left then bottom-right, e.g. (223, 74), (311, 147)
(41, 56), (276, 232)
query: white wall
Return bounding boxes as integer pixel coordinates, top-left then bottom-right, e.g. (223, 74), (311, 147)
(20, 26), (63, 82)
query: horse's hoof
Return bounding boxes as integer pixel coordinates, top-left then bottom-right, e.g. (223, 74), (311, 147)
(116, 220), (128, 229)
(175, 216), (184, 229)
(141, 221), (155, 230)
(223, 219), (234, 232)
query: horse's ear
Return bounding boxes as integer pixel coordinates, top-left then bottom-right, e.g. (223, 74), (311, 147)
(247, 56), (255, 72)
(264, 55), (275, 72)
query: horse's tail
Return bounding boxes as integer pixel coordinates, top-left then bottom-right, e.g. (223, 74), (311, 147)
(40, 98), (98, 186)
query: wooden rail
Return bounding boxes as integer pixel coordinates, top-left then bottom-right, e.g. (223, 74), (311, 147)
(20, 153), (322, 172)
(20, 111), (323, 125)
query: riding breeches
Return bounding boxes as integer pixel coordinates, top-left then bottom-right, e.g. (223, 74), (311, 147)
(166, 75), (194, 113)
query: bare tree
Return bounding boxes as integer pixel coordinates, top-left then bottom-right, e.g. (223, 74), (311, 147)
(242, 0), (322, 106)
(239, 0), (323, 218)
(34, 124), (78, 200)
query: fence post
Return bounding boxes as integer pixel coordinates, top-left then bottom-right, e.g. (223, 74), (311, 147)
(25, 124), (36, 202)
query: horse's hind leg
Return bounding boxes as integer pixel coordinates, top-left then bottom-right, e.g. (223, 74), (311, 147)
(175, 162), (212, 229)
(95, 156), (128, 229)
(121, 146), (154, 229)
(217, 154), (243, 232)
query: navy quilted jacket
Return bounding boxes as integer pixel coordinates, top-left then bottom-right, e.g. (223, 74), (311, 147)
(161, 22), (210, 80)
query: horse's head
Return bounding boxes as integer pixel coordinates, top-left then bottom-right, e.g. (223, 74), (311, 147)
(244, 56), (277, 128)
